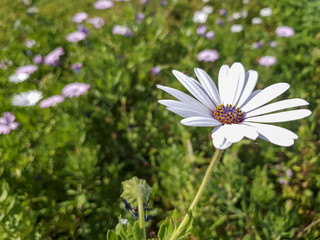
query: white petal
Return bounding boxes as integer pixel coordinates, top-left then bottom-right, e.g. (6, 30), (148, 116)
(218, 65), (230, 105)
(221, 125), (244, 143)
(246, 98), (309, 117)
(241, 83), (290, 112)
(181, 116), (221, 127)
(158, 99), (211, 116)
(237, 70), (258, 107)
(239, 89), (261, 109)
(157, 85), (211, 111)
(211, 126), (233, 149)
(172, 70), (216, 110)
(245, 122), (298, 146)
(166, 107), (210, 118)
(228, 63), (245, 105)
(235, 124), (259, 140)
(258, 134), (294, 147)
(194, 68), (221, 106)
(219, 139), (233, 149)
(245, 122), (298, 139)
(244, 109), (312, 123)
(221, 124), (259, 143)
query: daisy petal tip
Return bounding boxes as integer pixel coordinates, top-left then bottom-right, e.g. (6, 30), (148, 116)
(305, 109), (312, 117)
(194, 67), (204, 73)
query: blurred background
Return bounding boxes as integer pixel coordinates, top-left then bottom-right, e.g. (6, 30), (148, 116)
(0, 0), (320, 239)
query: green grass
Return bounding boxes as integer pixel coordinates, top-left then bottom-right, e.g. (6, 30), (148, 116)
(0, 0), (320, 239)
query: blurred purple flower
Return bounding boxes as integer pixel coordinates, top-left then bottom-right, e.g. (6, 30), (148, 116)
(151, 66), (161, 76)
(94, 0), (114, 9)
(275, 26), (295, 37)
(0, 62), (6, 69)
(219, 8), (227, 16)
(25, 39), (36, 48)
(33, 54), (43, 64)
(62, 82), (90, 98)
(286, 169), (293, 178)
(141, 0), (148, 4)
(197, 49), (219, 62)
(77, 24), (89, 35)
(205, 31), (215, 39)
(269, 41), (277, 47)
(196, 25), (207, 35)
(112, 25), (133, 37)
(87, 17), (105, 28)
(252, 41), (264, 49)
(137, 12), (145, 24)
(39, 95), (65, 108)
(161, 0), (167, 6)
(44, 47), (65, 67)
(279, 178), (289, 185)
(66, 31), (87, 42)
(16, 65), (38, 75)
(71, 62), (83, 73)
(0, 59), (12, 69)
(0, 112), (19, 135)
(258, 56), (277, 66)
(72, 12), (88, 23)
(216, 19), (224, 26)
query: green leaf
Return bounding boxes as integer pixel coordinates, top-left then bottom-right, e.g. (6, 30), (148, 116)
(107, 230), (119, 240)
(132, 221), (146, 240)
(158, 210), (193, 240)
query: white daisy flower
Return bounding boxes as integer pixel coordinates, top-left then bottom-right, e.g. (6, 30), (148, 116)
(252, 17), (262, 24)
(12, 90), (43, 106)
(232, 12), (241, 20)
(193, 11), (208, 23)
(231, 24), (243, 33)
(157, 63), (311, 149)
(9, 73), (29, 83)
(202, 6), (213, 15)
(260, 7), (272, 17)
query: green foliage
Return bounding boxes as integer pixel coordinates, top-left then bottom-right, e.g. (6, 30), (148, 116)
(106, 218), (146, 240)
(0, 0), (320, 239)
(158, 210), (193, 240)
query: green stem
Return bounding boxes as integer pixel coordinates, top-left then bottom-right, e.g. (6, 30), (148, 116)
(137, 185), (146, 238)
(169, 149), (223, 240)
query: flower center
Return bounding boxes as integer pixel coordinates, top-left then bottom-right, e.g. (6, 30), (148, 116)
(213, 104), (245, 125)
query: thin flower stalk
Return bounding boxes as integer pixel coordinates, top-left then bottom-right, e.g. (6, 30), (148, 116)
(170, 149), (223, 240)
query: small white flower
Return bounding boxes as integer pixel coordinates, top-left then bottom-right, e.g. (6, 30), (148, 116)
(12, 90), (43, 106)
(120, 219), (129, 225)
(260, 7), (272, 17)
(202, 6), (213, 14)
(193, 11), (208, 23)
(202, 0), (209, 2)
(9, 73), (29, 83)
(231, 24), (243, 33)
(158, 63), (311, 149)
(232, 12), (241, 19)
(252, 17), (262, 24)
(242, 10), (248, 18)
